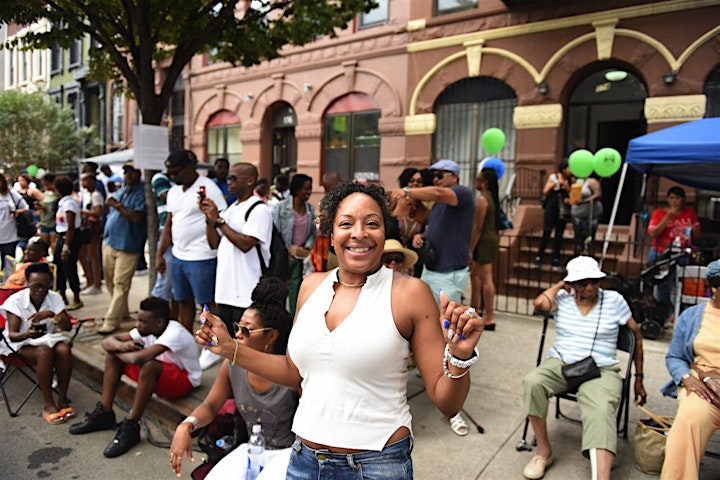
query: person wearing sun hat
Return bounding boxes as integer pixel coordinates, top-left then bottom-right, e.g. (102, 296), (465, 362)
(382, 238), (418, 275)
(660, 258), (720, 479)
(522, 256), (647, 480)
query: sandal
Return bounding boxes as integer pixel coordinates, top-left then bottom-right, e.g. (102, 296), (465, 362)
(449, 413), (468, 436)
(44, 411), (67, 425)
(60, 407), (76, 420)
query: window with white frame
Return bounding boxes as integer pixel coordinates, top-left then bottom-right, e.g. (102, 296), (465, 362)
(360, 0), (389, 28)
(68, 38), (81, 68)
(8, 48), (15, 86)
(21, 50), (29, 82)
(436, 0), (478, 15)
(51, 43), (62, 74)
(207, 124), (242, 164)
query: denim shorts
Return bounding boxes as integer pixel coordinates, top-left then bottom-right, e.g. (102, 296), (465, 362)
(171, 256), (216, 304)
(286, 436), (413, 480)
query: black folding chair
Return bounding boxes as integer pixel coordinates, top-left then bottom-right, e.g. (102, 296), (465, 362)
(555, 323), (636, 439)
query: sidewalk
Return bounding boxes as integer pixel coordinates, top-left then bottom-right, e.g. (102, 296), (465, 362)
(66, 277), (720, 479)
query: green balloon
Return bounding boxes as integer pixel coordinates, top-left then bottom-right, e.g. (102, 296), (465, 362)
(481, 128), (506, 154)
(27, 164), (39, 177)
(568, 149), (594, 178)
(593, 148), (622, 178)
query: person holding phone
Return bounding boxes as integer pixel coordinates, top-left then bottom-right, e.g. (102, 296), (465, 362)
(156, 150), (227, 334)
(1, 262), (73, 425)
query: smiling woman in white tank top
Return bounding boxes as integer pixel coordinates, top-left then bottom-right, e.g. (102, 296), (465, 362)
(195, 182), (485, 479)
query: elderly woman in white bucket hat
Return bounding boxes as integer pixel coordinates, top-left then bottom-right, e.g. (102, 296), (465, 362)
(521, 256), (647, 480)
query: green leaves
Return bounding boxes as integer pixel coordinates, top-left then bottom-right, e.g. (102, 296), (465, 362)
(0, 90), (89, 174)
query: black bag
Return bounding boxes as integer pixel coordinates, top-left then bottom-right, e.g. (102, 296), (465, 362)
(560, 292), (603, 391)
(540, 194), (548, 209)
(562, 356), (601, 391)
(245, 201), (290, 281)
(11, 192), (36, 239)
(499, 209), (513, 231)
(191, 402), (249, 479)
(417, 238), (437, 270)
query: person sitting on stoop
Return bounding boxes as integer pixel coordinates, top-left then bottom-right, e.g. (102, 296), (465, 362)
(68, 296), (201, 458)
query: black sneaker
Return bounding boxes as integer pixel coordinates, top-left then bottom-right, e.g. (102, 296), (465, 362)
(69, 402), (116, 435)
(551, 258), (561, 269)
(103, 419), (141, 458)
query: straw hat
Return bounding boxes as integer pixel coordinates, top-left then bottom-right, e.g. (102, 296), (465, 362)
(383, 239), (418, 272)
(563, 256), (606, 283)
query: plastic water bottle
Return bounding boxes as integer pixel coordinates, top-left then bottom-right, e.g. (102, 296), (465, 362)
(215, 435), (233, 453)
(672, 236), (681, 251)
(246, 424), (265, 480)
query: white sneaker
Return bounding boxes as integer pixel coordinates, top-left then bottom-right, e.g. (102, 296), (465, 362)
(199, 349), (223, 370)
(82, 286), (102, 295)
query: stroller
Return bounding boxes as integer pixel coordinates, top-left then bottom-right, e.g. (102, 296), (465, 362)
(605, 248), (690, 340)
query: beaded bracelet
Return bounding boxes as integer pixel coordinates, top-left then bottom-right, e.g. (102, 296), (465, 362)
(442, 344), (479, 379)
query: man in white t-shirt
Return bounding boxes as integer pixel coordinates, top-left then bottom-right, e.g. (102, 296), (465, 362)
(156, 150), (227, 332)
(200, 162), (272, 334)
(69, 296), (201, 458)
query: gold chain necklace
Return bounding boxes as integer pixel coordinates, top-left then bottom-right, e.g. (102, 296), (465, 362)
(338, 278), (365, 288)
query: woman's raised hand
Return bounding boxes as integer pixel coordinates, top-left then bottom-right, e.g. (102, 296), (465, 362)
(439, 291), (483, 359)
(195, 310), (234, 356)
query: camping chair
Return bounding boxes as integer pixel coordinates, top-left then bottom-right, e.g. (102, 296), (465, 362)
(673, 265), (710, 322)
(0, 313), (43, 416)
(555, 322), (636, 439)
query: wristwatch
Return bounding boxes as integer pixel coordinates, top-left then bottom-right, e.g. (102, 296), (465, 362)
(213, 217), (226, 229)
(403, 186), (411, 201)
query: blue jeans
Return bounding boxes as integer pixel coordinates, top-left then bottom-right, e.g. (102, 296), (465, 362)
(151, 243), (173, 300)
(286, 437), (413, 480)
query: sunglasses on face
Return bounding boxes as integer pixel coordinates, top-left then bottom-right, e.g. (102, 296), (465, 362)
(433, 171), (447, 180)
(573, 278), (600, 288)
(408, 177), (423, 185)
(382, 253), (405, 265)
(232, 324), (273, 337)
(28, 282), (51, 291)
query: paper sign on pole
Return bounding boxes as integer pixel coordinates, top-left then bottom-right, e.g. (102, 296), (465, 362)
(132, 124), (169, 170)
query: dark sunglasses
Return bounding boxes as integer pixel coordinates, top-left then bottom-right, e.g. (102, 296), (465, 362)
(28, 282), (51, 291)
(382, 253), (405, 265)
(232, 323), (273, 337)
(433, 171), (447, 180)
(573, 278), (600, 288)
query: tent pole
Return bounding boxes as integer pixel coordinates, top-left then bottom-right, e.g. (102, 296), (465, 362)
(600, 162), (628, 269)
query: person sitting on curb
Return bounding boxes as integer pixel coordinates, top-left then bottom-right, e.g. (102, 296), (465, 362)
(68, 296), (201, 458)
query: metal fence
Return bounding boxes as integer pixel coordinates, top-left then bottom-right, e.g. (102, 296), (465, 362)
(489, 228), (718, 317)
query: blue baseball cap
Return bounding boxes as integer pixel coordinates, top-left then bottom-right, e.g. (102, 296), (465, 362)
(706, 259), (720, 281)
(429, 159), (460, 175)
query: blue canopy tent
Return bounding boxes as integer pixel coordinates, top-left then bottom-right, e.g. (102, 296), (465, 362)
(601, 117), (720, 266)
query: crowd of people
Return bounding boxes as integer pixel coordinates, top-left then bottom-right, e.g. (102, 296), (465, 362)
(0, 151), (716, 479)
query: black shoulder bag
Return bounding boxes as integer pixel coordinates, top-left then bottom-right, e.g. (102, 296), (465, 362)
(560, 292), (603, 391)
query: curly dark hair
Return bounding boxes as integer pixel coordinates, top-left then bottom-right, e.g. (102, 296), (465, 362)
(397, 168), (421, 188)
(250, 277), (292, 355)
(318, 182), (392, 236)
(53, 175), (74, 197)
(289, 173), (312, 197)
(139, 296), (171, 322)
(25, 262), (52, 282)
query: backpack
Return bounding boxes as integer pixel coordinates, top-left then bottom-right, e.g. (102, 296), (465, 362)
(245, 201), (290, 281)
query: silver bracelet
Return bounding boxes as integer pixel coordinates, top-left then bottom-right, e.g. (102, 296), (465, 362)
(182, 415), (200, 432)
(442, 344), (479, 379)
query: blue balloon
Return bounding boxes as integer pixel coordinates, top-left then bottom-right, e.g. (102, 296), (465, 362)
(479, 157), (505, 179)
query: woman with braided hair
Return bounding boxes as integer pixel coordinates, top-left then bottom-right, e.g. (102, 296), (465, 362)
(169, 277), (299, 478)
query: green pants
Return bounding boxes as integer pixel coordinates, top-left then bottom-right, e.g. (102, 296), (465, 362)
(523, 356), (622, 454)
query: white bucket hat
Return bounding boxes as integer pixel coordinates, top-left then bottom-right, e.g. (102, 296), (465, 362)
(563, 256), (606, 283)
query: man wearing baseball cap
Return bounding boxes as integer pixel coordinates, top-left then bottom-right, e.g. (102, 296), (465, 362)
(390, 158), (476, 436)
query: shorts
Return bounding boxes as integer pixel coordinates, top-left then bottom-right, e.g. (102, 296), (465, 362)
(421, 267), (470, 306)
(171, 256), (217, 304)
(39, 225), (56, 235)
(123, 361), (193, 399)
(151, 244), (173, 301)
(286, 436), (413, 480)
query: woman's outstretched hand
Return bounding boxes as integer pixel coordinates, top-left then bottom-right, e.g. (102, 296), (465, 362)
(168, 423), (194, 477)
(195, 310), (234, 357)
(439, 291), (483, 359)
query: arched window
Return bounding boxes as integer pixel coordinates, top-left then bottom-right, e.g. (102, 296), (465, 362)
(323, 93), (380, 182)
(207, 110), (241, 163)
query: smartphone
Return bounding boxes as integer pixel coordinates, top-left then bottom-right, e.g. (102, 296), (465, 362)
(197, 186), (207, 202)
(32, 323), (47, 334)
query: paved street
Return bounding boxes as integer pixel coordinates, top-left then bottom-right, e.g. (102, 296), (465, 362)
(3, 274), (720, 479)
